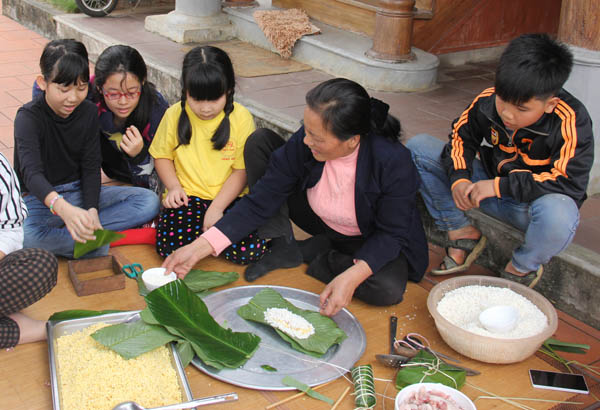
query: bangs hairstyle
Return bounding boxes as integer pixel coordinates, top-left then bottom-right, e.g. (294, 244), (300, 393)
(177, 46), (235, 150)
(495, 33), (573, 105)
(306, 78), (400, 142)
(94, 45), (157, 132)
(40, 39), (89, 86)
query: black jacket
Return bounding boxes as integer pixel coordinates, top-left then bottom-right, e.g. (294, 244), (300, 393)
(441, 87), (594, 207)
(215, 126), (429, 277)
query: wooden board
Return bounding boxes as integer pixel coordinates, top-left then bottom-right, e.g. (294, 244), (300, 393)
(0, 244), (580, 409)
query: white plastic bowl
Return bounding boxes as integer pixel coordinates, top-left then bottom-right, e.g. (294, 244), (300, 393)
(142, 267), (177, 291)
(395, 383), (475, 410)
(479, 305), (519, 333)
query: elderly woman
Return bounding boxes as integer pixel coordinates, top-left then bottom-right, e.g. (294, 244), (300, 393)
(163, 78), (428, 316)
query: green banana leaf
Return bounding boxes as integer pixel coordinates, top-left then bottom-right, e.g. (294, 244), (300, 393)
(237, 288), (347, 357)
(145, 279), (261, 369)
(282, 376), (334, 405)
(543, 338), (590, 354)
(49, 309), (123, 322)
(91, 320), (178, 359)
(395, 350), (466, 390)
(183, 269), (239, 292)
(176, 340), (195, 368)
(136, 270), (238, 297)
(73, 229), (125, 259)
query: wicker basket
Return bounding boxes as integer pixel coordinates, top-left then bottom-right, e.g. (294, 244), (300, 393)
(427, 276), (558, 364)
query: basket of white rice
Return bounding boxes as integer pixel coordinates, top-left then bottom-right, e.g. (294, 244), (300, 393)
(427, 275), (557, 364)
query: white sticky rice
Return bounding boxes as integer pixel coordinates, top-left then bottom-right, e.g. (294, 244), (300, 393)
(437, 285), (548, 338)
(264, 307), (315, 339)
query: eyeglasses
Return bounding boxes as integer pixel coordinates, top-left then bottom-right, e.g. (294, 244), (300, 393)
(102, 89), (141, 101)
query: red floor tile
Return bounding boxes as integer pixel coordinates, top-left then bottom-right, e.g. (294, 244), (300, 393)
(0, 90), (21, 108)
(7, 88), (33, 105)
(0, 124), (13, 148)
(0, 106), (19, 122)
(0, 76), (34, 91)
(0, 147), (14, 164)
(0, 112), (12, 127)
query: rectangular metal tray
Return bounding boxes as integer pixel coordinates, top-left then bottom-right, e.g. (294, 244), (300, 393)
(47, 311), (193, 410)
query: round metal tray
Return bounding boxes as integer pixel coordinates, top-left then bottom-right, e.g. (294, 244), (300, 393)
(191, 285), (366, 390)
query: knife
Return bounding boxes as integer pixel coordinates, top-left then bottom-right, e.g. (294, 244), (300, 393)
(390, 316), (398, 354)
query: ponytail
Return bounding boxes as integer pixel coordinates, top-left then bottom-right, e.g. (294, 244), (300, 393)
(176, 92), (192, 148)
(210, 89), (234, 150)
(369, 97), (401, 142)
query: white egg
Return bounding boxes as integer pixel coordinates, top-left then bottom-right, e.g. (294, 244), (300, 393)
(479, 305), (519, 334)
(142, 267), (177, 291)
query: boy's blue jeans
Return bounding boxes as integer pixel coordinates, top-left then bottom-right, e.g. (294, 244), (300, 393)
(406, 134), (580, 273)
(23, 181), (160, 258)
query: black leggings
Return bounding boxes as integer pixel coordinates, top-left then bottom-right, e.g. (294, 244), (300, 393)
(244, 128), (417, 306)
(156, 196), (267, 264)
(0, 248), (58, 348)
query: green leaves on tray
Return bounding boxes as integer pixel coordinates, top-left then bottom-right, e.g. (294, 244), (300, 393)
(136, 269), (239, 297)
(281, 376), (334, 405)
(91, 320), (177, 359)
(543, 338), (590, 354)
(395, 350), (466, 390)
(261, 364), (277, 372)
(237, 288), (347, 357)
(73, 229), (125, 259)
(145, 279), (261, 369)
(91, 280), (260, 369)
(48, 309), (123, 322)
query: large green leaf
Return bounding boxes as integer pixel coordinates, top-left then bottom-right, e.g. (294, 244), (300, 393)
(91, 320), (177, 359)
(183, 269), (239, 292)
(73, 229), (125, 259)
(237, 288), (347, 357)
(136, 270), (238, 297)
(145, 279), (261, 369)
(395, 350), (466, 389)
(49, 309), (123, 322)
(176, 340), (195, 368)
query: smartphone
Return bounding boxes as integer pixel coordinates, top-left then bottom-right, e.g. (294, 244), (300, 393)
(529, 369), (589, 394)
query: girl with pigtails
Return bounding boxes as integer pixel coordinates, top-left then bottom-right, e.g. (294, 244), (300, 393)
(149, 45), (267, 263)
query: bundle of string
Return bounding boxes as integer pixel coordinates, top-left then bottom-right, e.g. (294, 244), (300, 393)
(351, 365), (376, 409)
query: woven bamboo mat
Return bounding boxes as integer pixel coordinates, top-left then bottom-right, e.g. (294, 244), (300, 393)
(0, 244), (584, 410)
(183, 40), (312, 78)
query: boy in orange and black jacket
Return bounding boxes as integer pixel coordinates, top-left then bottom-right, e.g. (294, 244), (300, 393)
(406, 33), (594, 288)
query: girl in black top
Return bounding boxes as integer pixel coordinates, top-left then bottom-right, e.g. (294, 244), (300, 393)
(14, 39), (160, 258)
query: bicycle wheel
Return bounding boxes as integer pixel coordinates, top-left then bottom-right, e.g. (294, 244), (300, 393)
(74, 0), (118, 17)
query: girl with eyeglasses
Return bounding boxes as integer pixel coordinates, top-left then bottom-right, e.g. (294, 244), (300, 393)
(94, 45), (169, 194)
(149, 46), (267, 263)
(14, 39), (160, 258)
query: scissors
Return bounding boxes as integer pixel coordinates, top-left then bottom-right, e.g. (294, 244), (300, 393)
(121, 263), (144, 279)
(394, 332), (462, 364)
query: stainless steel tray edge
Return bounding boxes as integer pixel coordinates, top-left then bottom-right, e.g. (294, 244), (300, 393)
(47, 311), (193, 410)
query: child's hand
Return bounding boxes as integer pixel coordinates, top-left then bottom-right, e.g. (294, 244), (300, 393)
(86, 208), (103, 231)
(451, 180), (475, 211)
(120, 125), (144, 158)
(203, 205), (224, 232)
(57, 202), (98, 243)
(163, 186), (188, 209)
(465, 179), (496, 207)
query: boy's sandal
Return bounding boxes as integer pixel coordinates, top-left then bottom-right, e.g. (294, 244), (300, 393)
(500, 265), (544, 288)
(430, 236), (488, 276)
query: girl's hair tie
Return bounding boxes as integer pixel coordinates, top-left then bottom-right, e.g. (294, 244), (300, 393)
(370, 97), (389, 129)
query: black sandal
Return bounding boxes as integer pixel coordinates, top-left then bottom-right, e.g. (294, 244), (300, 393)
(500, 265), (544, 288)
(431, 236), (487, 276)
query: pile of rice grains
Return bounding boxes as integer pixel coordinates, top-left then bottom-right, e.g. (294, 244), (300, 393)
(55, 323), (182, 410)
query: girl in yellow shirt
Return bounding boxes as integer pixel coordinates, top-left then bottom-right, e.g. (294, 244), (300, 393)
(149, 46), (266, 263)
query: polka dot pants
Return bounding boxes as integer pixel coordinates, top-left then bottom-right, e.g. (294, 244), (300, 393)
(156, 196), (267, 265)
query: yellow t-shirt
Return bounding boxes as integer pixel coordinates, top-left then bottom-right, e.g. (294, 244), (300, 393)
(149, 101), (255, 200)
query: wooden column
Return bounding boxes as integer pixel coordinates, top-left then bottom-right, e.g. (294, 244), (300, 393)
(558, 0), (600, 51)
(222, 0), (258, 7)
(366, 0), (415, 63)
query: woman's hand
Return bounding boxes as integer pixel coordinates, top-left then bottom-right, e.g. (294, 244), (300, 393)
(163, 186), (188, 209)
(319, 261), (372, 317)
(120, 125), (144, 158)
(162, 237), (214, 279)
(54, 200), (100, 243)
(203, 205), (224, 232)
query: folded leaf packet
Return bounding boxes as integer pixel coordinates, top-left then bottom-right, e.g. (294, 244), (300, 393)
(237, 288), (347, 357)
(73, 229), (125, 259)
(395, 350), (466, 390)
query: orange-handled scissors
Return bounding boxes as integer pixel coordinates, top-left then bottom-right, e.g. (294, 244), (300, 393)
(394, 332), (461, 364)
